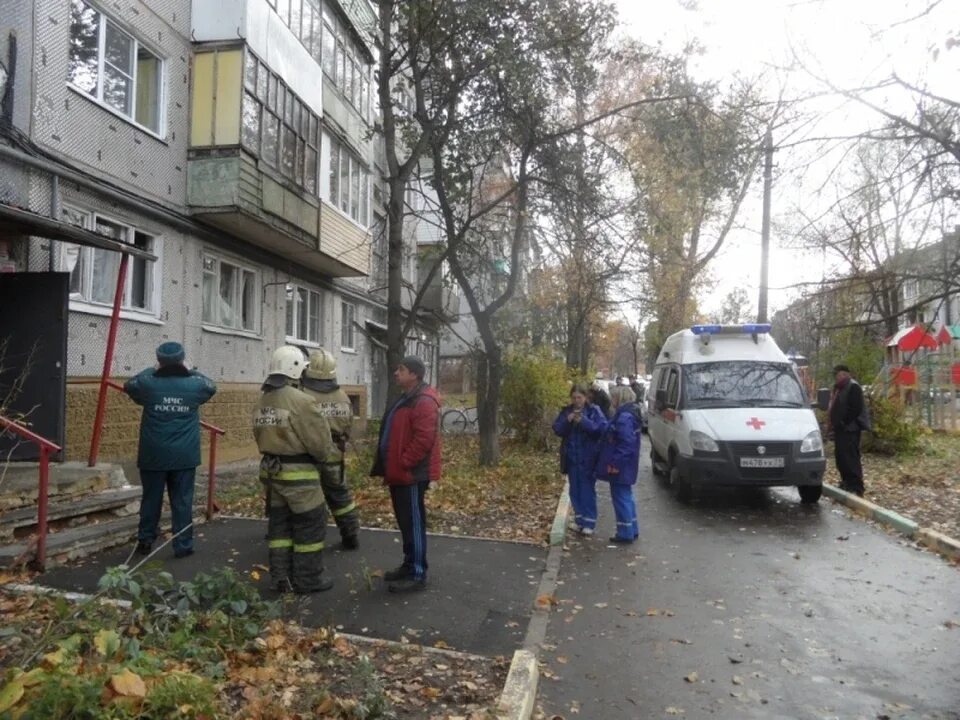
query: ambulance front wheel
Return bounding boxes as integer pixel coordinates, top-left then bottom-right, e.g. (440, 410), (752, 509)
(798, 484), (822, 503)
(669, 462), (693, 502)
(650, 447), (667, 478)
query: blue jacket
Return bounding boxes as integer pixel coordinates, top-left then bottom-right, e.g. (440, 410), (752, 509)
(125, 365), (217, 471)
(595, 403), (642, 485)
(552, 403), (606, 476)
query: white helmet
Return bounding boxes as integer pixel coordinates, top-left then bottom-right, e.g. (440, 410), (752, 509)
(304, 348), (337, 380)
(268, 346), (306, 379)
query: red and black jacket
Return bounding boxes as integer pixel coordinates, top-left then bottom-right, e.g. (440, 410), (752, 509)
(371, 383), (442, 485)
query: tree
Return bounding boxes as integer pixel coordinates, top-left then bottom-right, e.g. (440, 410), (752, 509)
(610, 46), (773, 360)
(713, 288), (752, 324)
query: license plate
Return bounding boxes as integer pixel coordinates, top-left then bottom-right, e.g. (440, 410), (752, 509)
(740, 456), (785, 468)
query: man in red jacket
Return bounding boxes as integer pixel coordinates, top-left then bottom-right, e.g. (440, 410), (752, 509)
(371, 355), (441, 593)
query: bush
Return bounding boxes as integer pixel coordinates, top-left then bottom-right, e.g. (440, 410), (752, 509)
(501, 350), (571, 448)
(862, 394), (922, 456)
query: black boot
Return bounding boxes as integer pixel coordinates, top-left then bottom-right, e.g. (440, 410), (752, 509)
(341, 535), (359, 550)
(384, 565), (412, 582)
(388, 577), (427, 593)
(134, 541), (152, 556)
(295, 575), (334, 594)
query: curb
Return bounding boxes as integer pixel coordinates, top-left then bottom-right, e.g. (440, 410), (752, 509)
(496, 649), (539, 720)
(824, 483), (960, 561)
(822, 484), (919, 537)
(549, 484), (570, 546)
(916, 528), (960, 561)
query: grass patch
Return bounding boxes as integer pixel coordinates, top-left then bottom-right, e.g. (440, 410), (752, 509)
(215, 435), (564, 544)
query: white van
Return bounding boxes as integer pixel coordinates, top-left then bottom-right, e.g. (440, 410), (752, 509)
(647, 324), (826, 503)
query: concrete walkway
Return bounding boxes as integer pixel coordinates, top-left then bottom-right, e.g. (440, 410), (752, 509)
(37, 517), (548, 658)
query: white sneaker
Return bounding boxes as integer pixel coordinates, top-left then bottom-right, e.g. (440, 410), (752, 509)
(581, 528), (594, 537)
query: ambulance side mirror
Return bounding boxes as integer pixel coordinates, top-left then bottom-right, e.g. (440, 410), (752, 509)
(816, 388), (830, 412)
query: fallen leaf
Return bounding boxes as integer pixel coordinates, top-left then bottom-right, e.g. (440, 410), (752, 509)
(556, 656), (568, 664)
(684, 672), (699, 683)
(94, 629), (121, 657)
(250, 570), (261, 581)
(110, 669), (147, 698)
(732, 676), (743, 685)
(665, 707), (685, 716)
(0, 678), (24, 713)
(536, 593), (557, 608)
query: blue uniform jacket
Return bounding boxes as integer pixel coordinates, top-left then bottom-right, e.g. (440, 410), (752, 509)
(595, 403), (642, 485)
(124, 365), (217, 471)
(552, 403), (606, 476)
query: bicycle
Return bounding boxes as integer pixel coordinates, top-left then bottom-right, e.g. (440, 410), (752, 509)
(441, 405), (478, 434)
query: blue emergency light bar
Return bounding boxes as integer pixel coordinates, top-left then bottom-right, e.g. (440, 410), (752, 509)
(691, 323), (772, 335)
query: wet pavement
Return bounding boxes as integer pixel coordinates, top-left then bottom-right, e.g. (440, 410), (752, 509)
(537, 455), (960, 719)
(37, 517), (547, 657)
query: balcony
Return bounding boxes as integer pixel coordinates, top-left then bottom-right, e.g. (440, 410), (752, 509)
(187, 46), (369, 277)
(417, 246), (460, 320)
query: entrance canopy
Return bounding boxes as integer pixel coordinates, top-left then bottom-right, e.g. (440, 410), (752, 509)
(0, 203), (156, 260)
(886, 324), (938, 352)
(935, 324), (960, 346)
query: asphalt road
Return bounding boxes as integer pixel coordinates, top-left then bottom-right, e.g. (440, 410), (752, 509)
(537, 455), (960, 720)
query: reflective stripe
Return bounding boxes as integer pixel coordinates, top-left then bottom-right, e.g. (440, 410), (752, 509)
(260, 470), (320, 482)
(293, 541), (325, 553)
(269, 538), (293, 549)
(275, 470), (320, 481)
(332, 502), (357, 517)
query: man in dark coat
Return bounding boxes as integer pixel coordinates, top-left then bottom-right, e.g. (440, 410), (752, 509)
(828, 364), (866, 496)
(125, 342), (217, 558)
(371, 355), (441, 593)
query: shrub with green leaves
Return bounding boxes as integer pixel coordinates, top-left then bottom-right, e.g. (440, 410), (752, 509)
(501, 350), (571, 447)
(862, 394), (922, 456)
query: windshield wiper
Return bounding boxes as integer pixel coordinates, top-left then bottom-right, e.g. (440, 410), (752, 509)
(742, 398), (804, 407)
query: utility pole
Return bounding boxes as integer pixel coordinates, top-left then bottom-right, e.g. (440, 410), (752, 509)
(757, 129), (773, 324)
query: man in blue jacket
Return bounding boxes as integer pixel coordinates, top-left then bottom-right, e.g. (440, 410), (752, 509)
(125, 342), (217, 558)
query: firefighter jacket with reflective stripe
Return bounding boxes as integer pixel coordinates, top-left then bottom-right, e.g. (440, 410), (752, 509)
(124, 365), (217, 471)
(253, 384), (335, 465)
(301, 378), (353, 462)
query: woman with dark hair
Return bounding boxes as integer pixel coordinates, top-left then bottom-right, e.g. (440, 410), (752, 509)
(553, 383), (606, 536)
(595, 385), (641, 544)
(588, 383), (612, 418)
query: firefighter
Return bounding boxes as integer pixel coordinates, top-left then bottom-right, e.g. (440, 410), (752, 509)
(253, 346), (335, 593)
(300, 349), (360, 550)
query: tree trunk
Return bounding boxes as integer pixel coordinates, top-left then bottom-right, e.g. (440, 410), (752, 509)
(475, 348), (501, 467)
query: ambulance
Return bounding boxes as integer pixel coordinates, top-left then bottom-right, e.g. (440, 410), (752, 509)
(646, 324), (826, 503)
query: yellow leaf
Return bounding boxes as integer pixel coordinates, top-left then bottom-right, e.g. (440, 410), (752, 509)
(433, 640), (450, 649)
(94, 629), (121, 657)
(535, 593), (556, 608)
(109, 669), (147, 698)
(0, 678), (25, 713)
(420, 686), (441, 699)
(20, 668), (47, 688)
(250, 570), (261, 581)
(41, 649), (65, 668)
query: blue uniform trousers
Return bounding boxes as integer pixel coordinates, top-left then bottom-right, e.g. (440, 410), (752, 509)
(137, 468), (196, 555)
(610, 483), (639, 540)
(568, 466), (598, 531)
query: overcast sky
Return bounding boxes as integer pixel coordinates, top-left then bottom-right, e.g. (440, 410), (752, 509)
(610, 0), (959, 321)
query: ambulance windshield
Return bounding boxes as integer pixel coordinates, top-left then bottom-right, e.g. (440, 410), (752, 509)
(682, 361), (806, 409)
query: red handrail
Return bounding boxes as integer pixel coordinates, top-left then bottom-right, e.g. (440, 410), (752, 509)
(102, 380), (225, 520)
(0, 415), (62, 570)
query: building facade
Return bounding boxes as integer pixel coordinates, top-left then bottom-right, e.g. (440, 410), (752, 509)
(0, 0), (438, 463)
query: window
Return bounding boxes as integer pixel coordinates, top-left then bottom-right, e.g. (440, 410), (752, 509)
(341, 300), (356, 350)
(68, 0), (164, 134)
(320, 7), (372, 121)
(202, 253), (258, 332)
(240, 51), (320, 193)
(902, 279), (919, 300)
(285, 283), (322, 343)
(324, 134), (371, 226)
(60, 207), (161, 315)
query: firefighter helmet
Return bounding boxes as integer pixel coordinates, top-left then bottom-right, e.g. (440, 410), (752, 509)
(268, 346), (306, 379)
(304, 348), (337, 380)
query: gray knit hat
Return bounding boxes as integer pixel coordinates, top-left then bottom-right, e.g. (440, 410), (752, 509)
(400, 355), (426, 380)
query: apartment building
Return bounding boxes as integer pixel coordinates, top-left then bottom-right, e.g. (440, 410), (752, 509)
(0, 0), (439, 462)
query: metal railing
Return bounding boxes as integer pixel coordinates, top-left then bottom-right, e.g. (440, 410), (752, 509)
(0, 415), (62, 570)
(102, 380), (226, 520)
